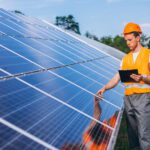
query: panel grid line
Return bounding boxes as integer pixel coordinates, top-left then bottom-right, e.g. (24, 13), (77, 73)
(0, 18), (119, 76)
(0, 44), (121, 109)
(0, 56), (108, 81)
(43, 20), (121, 62)
(0, 118), (58, 150)
(0, 68), (115, 130)
(0, 9), (124, 150)
(0, 19), (124, 91)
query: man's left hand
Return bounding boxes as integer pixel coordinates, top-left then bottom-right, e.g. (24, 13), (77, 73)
(130, 74), (143, 82)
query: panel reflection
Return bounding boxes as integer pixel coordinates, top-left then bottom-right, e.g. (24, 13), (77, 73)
(61, 96), (118, 150)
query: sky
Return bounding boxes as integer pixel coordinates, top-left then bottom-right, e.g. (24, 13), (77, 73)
(0, 0), (150, 38)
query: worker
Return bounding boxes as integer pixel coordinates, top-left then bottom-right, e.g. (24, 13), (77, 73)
(97, 22), (150, 150)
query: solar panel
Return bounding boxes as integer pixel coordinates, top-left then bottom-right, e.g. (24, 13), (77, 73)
(0, 8), (124, 150)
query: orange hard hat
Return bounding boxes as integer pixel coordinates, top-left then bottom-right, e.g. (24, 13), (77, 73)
(123, 22), (142, 34)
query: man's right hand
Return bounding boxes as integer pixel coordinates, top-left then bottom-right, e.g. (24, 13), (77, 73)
(96, 87), (106, 99)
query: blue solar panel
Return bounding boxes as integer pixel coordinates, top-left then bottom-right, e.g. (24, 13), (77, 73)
(0, 8), (124, 150)
(0, 123), (48, 150)
(0, 46), (40, 75)
(0, 75), (117, 149)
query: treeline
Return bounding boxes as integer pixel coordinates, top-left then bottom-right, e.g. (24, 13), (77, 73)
(55, 15), (150, 53)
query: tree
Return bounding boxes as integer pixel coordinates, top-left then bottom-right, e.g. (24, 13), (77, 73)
(140, 34), (150, 48)
(113, 35), (129, 53)
(100, 35), (129, 53)
(85, 31), (93, 39)
(100, 36), (113, 47)
(55, 15), (81, 34)
(11, 10), (25, 15)
(85, 31), (150, 53)
(85, 31), (99, 41)
(147, 41), (150, 49)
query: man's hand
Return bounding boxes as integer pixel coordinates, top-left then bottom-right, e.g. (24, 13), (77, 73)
(96, 87), (106, 99)
(130, 74), (143, 82)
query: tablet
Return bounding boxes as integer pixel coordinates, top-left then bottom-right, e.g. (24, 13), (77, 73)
(118, 69), (138, 82)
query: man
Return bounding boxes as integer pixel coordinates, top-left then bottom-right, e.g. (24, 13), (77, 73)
(97, 22), (150, 150)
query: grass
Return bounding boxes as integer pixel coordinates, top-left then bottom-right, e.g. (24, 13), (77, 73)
(114, 111), (130, 150)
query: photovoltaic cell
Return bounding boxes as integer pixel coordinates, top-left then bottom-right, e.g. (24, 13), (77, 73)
(0, 74), (118, 149)
(0, 46), (40, 75)
(0, 8), (124, 150)
(0, 123), (48, 150)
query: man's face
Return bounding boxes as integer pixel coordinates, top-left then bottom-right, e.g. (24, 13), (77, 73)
(124, 33), (140, 51)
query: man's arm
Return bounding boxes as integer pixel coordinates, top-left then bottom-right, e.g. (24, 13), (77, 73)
(142, 56), (150, 84)
(130, 75), (150, 84)
(142, 76), (150, 84)
(97, 72), (120, 98)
